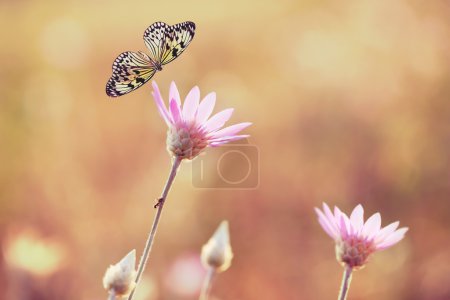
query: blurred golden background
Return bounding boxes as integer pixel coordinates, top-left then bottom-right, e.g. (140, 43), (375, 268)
(1, 0), (450, 299)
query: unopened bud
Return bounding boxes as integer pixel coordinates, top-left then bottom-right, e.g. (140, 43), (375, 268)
(103, 250), (137, 297)
(201, 221), (233, 272)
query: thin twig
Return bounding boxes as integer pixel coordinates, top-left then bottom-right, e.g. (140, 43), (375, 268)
(127, 157), (182, 300)
(107, 291), (115, 300)
(338, 266), (353, 300)
(199, 267), (216, 300)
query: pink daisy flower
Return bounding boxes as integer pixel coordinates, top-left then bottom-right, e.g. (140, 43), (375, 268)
(315, 203), (408, 269)
(151, 81), (251, 160)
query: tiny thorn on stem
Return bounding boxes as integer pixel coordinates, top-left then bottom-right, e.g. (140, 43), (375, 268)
(154, 198), (164, 209)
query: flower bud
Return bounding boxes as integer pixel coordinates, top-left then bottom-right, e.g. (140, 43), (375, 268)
(201, 221), (233, 272)
(103, 250), (137, 297)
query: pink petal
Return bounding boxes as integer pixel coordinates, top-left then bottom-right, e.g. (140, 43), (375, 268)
(376, 227), (408, 250)
(209, 135), (249, 146)
(315, 208), (339, 239)
(334, 206), (344, 225)
(169, 81), (181, 106)
(339, 215), (349, 239)
(209, 122), (252, 139)
(362, 213), (382, 240)
(374, 221), (399, 245)
(350, 204), (364, 234)
(205, 108), (234, 132)
(196, 92), (216, 124)
(322, 203), (337, 228)
(341, 213), (353, 236)
(182, 86), (200, 122)
(318, 218), (336, 240)
(321, 203), (340, 235)
(169, 98), (182, 124)
(151, 81), (171, 125)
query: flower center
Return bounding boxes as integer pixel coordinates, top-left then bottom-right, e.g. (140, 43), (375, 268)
(166, 123), (208, 160)
(335, 236), (376, 269)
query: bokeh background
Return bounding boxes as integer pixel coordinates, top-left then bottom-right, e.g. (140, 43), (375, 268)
(1, 0), (450, 299)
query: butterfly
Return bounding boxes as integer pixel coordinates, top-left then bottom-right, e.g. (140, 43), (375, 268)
(106, 21), (196, 97)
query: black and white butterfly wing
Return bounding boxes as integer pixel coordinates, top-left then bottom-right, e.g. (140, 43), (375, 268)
(143, 22), (171, 63)
(161, 21), (196, 65)
(106, 51), (156, 97)
(106, 21), (195, 97)
(143, 21), (195, 66)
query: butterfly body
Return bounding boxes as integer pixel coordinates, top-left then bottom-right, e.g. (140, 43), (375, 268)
(154, 62), (163, 71)
(106, 21), (195, 97)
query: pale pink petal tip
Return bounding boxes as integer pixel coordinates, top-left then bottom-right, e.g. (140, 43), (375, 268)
(362, 212), (382, 239)
(209, 122), (252, 139)
(197, 92), (216, 123)
(322, 203), (335, 222)
(169, 81), (181, 105)
(151, 80), (160, 91)
(374, 221), (399, 245)
(182, 86), (200, 121)
(151, 87), (171, 126)
(209, 134), (249, 147)
(315, 207), (338, 240)
(376, 227), (408, 250)
(350, 204), (364, 233)
(339, 215), (349, 239)
(205, 108), (234, 132)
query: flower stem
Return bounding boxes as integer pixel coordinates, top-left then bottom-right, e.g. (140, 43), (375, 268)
(338, 266), (353, 300)
(199, 267), (216, 300)
(107, 292), (115, 300)
(127, 156), (182, 300)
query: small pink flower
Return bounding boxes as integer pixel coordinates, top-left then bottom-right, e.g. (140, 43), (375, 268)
(315, 203), (408, 269)
(152, 81), (251, 160)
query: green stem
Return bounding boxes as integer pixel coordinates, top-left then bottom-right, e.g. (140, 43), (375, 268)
(127, 157), (182, 300)
(338, 266), (353, 300)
